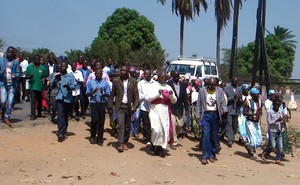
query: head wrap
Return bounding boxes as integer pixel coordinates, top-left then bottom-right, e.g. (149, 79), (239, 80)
(268, 89), (275, 95)
(57, 55), (67, 61)
(250, 87), (260, 94)
(129, 66), (136, 73)
(242, 84), (250, 90)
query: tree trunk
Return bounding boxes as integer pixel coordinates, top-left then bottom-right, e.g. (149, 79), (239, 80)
(229, 0), (240, 79)
(179, 14), (184, 57)
(216, 22), (221, 72)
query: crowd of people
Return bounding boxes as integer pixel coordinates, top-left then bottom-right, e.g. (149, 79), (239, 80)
(0, 46), (291, 165)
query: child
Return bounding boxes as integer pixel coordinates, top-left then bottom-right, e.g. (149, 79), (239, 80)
(261, 96), (287, 164)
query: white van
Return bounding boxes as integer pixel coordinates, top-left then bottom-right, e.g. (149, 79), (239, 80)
(165, 57), (219, 80)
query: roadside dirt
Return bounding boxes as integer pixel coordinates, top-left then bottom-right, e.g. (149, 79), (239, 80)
(0, 107), (299, 185)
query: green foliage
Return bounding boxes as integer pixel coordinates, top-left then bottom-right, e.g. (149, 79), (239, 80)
(274, 25), (298, 50)
(65, 49), (84, 64)
(221, 26), (296, 82)
(31, 48), (53, 61)
(90, 8), (165, 68)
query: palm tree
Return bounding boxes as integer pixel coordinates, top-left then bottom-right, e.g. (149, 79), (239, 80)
(158, 0), (208, 56)
(274, 25), (298, 50)
(229, 0), (242, 79)
(214, 0), (232, 70)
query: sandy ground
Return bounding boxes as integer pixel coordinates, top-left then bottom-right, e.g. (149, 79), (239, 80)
(0, 103), (300, 185)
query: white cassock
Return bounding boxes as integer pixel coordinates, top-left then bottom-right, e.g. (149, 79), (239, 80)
(145, 81), (177, 149)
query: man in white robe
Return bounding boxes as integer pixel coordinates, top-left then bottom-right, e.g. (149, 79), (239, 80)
(145, 72), (177, 157)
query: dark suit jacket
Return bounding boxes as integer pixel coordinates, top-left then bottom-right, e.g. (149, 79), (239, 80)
(43, 63), (57, 77)
(223, 84), (242, 115)
(108, 76), (139, 113)
(167, 80), (188, 116)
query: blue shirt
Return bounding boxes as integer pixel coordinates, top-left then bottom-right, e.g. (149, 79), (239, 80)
(86, 79), (110, 104)
(52, 72), (76, 103)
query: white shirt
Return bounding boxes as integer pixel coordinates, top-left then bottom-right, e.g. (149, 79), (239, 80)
(206, 91), (217, 111)
(191, 91), (198, 104)
(264, 99), (273, 112)
(20, 59), (29, 77)
(138, 79), (153, 112)
(122, 79), (128, 103)
(48, 64), (55, 75)
(72, 70), (84, 96)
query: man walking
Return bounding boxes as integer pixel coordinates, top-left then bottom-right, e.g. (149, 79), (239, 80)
(86, 68), (110, 145)
(167, 70), (188, 149)
(51, 60), (75, 142)
(26, 54), (47, 120)
(137, 69), (153, 145)
(108, 65), (139, 152)
(196, 77), (227, 165)
(223, 77), (242, 147)
(0, 46), (20, 126)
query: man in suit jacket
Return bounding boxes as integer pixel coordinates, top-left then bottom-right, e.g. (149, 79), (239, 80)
(196, 77), (227, 165)
(167, 70), (188, 149)
(223, 77), (242, 147)
(108, 65), (139, 152)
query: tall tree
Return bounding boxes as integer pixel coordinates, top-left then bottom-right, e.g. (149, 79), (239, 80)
(273, 25), (298, 50)
(214, 0), (232, 70)
(158, 0), (208, 56)
(229, 0), (243, 79)
(91, 8), (165, 68)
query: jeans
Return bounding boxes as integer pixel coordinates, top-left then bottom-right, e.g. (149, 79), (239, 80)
(1, 85), (15, 119)
(264, 131), (284, 160)
(201, 111), (218, 159)
(56, 100), (72, 137)
(130, 106), (141, 135)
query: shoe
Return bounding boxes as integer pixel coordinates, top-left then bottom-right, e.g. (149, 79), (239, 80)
(82, 115), (86, 119)
(89, 138), (96, 144)
(57, 135), (64, 142)
(170, 145), (177, 150)
(4, 119), (11, 127)
(275, 160), (281, 164)
(208, 158), (215, 163)
(228, 141), (233, 148)
(37, 114), (42, 118)
(216, 146), (222, 154)
(97, 139), (104, 146)
(261, 152), (267, 162)
(133, 133), (139, 138)
(117, 144), (124, 152)
(159, 148), (166, 158)
(244, 144), (254, 157)
(123, 143), (128, 150)
(201, 159), (208, 165)
(75, 116), (80, 121)
(30, 116), (36, 120)
(146, 142), (151, 147)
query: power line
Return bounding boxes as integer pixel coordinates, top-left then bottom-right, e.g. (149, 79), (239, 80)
(0, 36), (74, 51)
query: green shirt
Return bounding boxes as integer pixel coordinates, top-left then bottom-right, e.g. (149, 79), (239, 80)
(26, 64), (47, 91)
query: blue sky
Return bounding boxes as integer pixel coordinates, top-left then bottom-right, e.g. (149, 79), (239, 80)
(0, 0), (299, 78)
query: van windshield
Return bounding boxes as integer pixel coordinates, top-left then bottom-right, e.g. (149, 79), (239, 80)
(167, 64), (196, 75)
